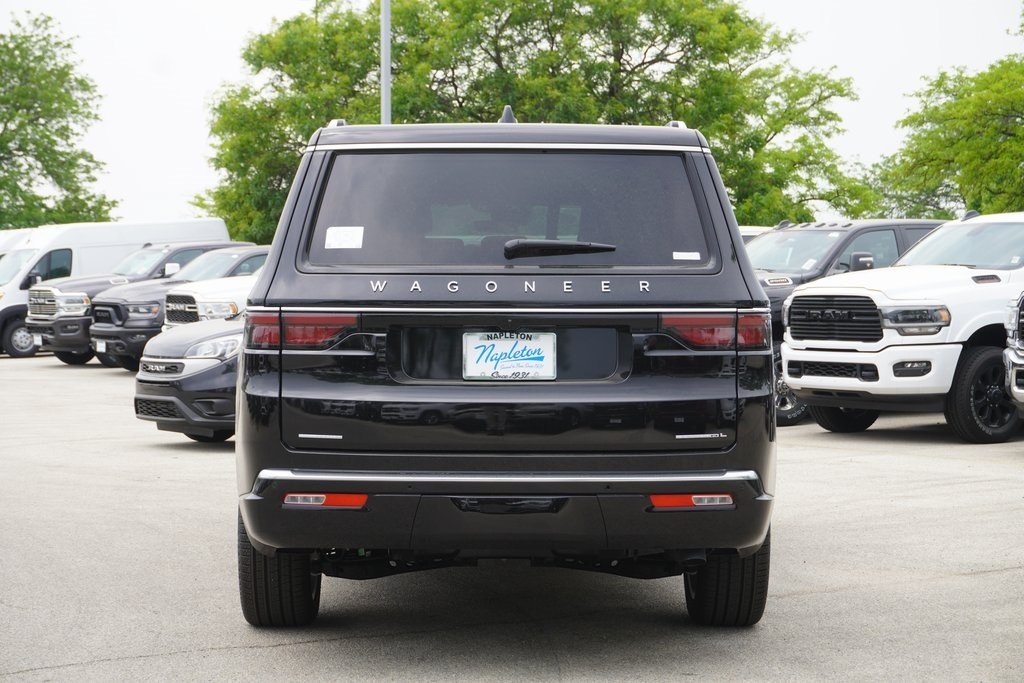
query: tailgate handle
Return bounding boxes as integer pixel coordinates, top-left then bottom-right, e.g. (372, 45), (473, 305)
(451, 497), (568, 514)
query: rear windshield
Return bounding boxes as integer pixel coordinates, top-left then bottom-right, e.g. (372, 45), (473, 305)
(306, 151), (711, 268)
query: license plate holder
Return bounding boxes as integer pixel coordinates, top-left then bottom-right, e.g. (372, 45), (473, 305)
(463, 332), (556, 380)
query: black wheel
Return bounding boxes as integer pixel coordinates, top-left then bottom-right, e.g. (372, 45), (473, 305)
(2, 319), (36, 358)
(238, 512), (321, 627)
(185, 430), (234, 443)
(54, 350), (95, 365)
(808, 405), (879, 433)
(685, 530), (770, 627)
(114, 355), (140, 372)
(774, 349), (808, 426)
(97, 353), (121, 368)
(944, 346), (1020, 444)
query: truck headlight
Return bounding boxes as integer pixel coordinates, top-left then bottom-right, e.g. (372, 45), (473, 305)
(185, 334), (242, 360)
(127, 302), (161, 319)
(56, 293), (91, 316)
(198, 301), (239, 320)
(879, 306), (951, 335)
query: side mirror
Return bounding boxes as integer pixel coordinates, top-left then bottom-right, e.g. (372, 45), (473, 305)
(850, 252), (874, 272)
(20, 273), (41, 290)
(162, 262), (181, 277)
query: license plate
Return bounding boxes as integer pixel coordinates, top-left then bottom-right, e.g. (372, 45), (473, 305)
(463, 332), (556, 380)
(95, 340), (106, 353)
(32, 334), (42, 347)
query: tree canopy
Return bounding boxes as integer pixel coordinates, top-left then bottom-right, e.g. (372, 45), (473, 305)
(0, 13), (116, 229)
(202, 0), (869, 242)
(868, 51), (1024, 219)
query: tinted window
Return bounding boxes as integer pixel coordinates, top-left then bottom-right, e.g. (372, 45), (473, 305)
(307, 152), (710, 268)
(831, 229), (898, 273)
(233, 254), (267, 275)
(37, 249), (72, 280)
(903, 226), (935, 248)
(169, 248), (208, 269)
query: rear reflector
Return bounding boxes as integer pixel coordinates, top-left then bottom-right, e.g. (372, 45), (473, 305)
(649, 494), (734, 509)
(283, 493), (368, 508)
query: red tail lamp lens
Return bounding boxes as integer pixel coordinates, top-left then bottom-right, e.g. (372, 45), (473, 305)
(282, 313), (358, 349)
(661, 314), (735, 349)
(246, 312), (281, 349)
(660, 313), (770, 350)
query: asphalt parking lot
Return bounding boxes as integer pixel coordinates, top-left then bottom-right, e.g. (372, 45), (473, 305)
(1, 354), (1022, 681)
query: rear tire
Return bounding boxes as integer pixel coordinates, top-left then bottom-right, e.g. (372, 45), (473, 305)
(238, 512), (321, 627)
(685, 530), (770, 627)
(809, 405), (879, 433)
(944, 346), (1019, 444)
(2, 320), (36, 358)
(185, 430), (233, 443)
(55, 350), (95, 365)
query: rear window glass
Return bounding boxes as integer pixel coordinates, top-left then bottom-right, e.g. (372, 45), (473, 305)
(307, 151), (710, 268)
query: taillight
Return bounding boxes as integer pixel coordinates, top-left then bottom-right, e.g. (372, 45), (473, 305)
(246, 312), (280, 349)
(283, 313), (358, 349)
(660, 312), (770, 350)
(244, 311), (359, 350)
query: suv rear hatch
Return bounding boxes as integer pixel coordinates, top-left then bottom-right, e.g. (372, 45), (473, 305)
(263, 148), (767, 454)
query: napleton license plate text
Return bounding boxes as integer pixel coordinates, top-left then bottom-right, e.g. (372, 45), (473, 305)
(462, 331), (556, 380)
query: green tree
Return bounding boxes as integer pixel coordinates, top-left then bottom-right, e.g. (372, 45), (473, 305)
(0, 13), (116, 229)
(869, 48), (1024, 218)
(203, 0), (867, 241)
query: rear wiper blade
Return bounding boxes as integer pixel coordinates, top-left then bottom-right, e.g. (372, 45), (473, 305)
(503, 239), (616, 259)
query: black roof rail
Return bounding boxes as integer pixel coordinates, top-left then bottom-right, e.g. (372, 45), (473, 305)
(776, 220), (792, 228)
(498, 105), (517, 123)
(962, 210), (980, 220)
(665, 120), (687, 128)
(327, 119), (347, 127)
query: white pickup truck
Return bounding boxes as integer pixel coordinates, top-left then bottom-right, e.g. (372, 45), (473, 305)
(162, 270), (259, 329)
(781, 212), (1024, 443)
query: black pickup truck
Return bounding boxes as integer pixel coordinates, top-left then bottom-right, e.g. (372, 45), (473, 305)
(235, 113), (776, 628)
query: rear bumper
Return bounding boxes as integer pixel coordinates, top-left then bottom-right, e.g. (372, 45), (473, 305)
(239, 468), (774, 557)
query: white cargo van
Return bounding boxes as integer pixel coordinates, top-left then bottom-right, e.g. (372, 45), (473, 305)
(0, 228), (35, 261)
(0, 218), (227, 357)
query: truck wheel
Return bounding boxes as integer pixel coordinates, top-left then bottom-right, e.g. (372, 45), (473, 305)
(2, 319), (37, 358)
(774, 350), (808, 426)
(685, 530), (770, 627)
(54, 350), (95, 365)
(238, 512), (321, 627)
(944, 346), (1019, 444)
(808, 405), (879, 432)
(96, 353), (121, 368)
(185, 430), (233, 443)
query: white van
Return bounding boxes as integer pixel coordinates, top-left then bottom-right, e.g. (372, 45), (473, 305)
(0, 218), (227, 357)
(0, 228), (35, 261)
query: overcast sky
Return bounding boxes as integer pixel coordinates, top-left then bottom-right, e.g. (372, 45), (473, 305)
(1, 0), (1021, 223)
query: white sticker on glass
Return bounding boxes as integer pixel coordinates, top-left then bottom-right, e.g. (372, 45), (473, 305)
(325, 226), (364, 249)
(801, 258), (817, 270)
(673, 252), (702, 261)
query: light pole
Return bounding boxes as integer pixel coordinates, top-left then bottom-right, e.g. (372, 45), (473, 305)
(381, 0), (391, 124)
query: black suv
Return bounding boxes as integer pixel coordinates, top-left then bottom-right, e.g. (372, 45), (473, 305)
(744, 219), (943, 425)
(236, 116), (776, 627)
(25, 241), (237, 366)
